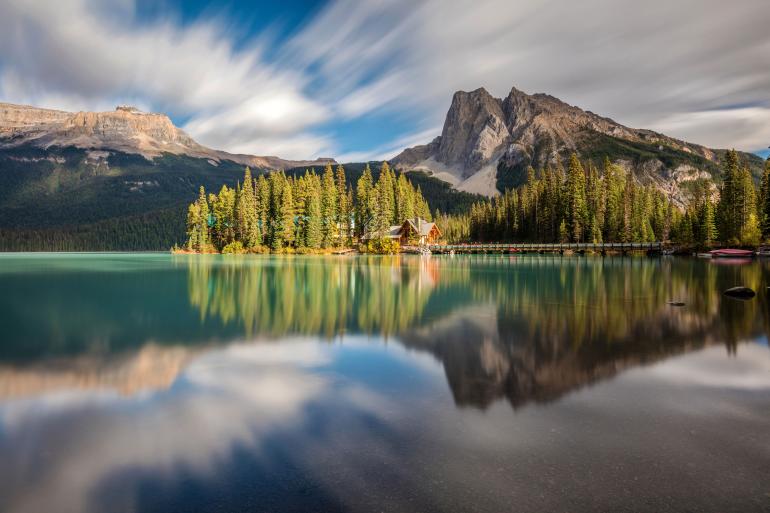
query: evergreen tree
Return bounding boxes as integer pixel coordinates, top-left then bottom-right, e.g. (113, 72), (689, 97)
(602, 158), (623, 241)
(717, 150), (742, 243)
(211, 185), (236, 250)
(415, 186), (432, 221)
(585, 162), (602, 242)
(256, 175), (270, 240)
(761, 158), (770, 241)
(700, 199), (718, 247)
(197, 186), (210, 250)
(236, 168), (261, 249)
(566, 154), (588, 241)
(185, 201), (201, 251)
(268, 172), (286, 250)
(305, 185), (322, 248)
(355, 164), (374, 238)
(621, 171), (634, 243)
(280, 178), (295, 247)
(396, 173), (416, 222)
(335, 165), (350, 245)
(373, 163), (395, 234)
(320, 164), (338, 248)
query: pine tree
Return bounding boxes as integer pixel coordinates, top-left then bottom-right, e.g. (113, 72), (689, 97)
(585, 162), (602, 242)
(602, 158), (623, 242)
(335, 165), (349, 246)
(185, 201), (201, 251)
(236, 167), (261, 249)
(621, 171), (634, 243)
(320, 164), (338, 248)
(415, 186), (431, 221)
(566, 154), (588, 241)
(280, 178), (295, 247)
(212, 185), (236, 250)
(255, 175), (270, 241)
(717, 150), (742, 244)
(374, 163), (395, 234)
(396, 173), (415, 222)
(761, 158), (770, 241)
(355, 164), (374, 238)
(700, 199), (718, 247)
(268, 172), (285, 250)
(305, 185), (322, 248)
(196, 186), (210, 250)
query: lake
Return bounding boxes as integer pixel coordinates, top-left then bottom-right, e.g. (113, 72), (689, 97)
(0, 253), (768, 513)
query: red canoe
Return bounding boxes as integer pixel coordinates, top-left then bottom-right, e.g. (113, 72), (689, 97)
(709, 248), (755, 258)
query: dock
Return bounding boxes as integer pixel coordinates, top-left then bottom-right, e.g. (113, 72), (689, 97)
(403, 242), (663, 255)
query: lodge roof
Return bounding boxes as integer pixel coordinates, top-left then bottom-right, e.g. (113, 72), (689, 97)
(365, 217), (441, 240)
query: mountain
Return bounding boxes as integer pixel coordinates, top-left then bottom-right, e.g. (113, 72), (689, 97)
(0, 102), (335, 250)
(0, 102), (334, 170)
(392, 86), (765, 202)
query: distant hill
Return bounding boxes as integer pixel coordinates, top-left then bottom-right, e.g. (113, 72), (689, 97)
(392, 86), (765, 203)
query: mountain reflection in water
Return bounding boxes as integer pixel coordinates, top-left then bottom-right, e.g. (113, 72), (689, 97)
(1, 254), (769, 513)
(0, 254), (767, 408)
(182, 254), (769, 408)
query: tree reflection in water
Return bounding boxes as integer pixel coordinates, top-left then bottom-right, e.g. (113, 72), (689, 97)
(181, 255), (769, 408)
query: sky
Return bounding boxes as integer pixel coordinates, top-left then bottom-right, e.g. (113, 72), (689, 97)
(0, 0), (769, 161)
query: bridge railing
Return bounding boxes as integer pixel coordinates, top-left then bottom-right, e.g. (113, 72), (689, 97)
(424, 242), (662, 252)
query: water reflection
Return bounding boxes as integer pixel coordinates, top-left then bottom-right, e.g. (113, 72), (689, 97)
(1, 254), (769, 513)
(181, 254), (769, 408)
(0, 254), (767, 409)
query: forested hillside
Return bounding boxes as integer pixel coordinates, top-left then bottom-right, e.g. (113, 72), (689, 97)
(0, 146), (480, 251)
(439, 152), (770, 248)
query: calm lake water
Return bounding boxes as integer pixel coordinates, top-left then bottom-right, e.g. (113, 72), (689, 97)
(0, 253), (769, 513)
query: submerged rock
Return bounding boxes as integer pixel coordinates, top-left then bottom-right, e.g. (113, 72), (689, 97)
(723, 287), (756, 300)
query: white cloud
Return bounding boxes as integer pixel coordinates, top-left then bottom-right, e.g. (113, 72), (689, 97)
(653, 107), (770, 151)
(0, 340), (335, 513)
(288, 0), (770, 154)
(0, 0), (330, 159)
(0, 0), (768, 161)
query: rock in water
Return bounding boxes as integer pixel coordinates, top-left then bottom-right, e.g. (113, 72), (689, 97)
(723, 287), (756, 300)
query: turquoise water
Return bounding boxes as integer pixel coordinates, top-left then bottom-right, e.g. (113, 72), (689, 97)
(0, 253), (768, 512)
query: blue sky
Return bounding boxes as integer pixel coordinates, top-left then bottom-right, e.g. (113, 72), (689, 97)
(1, 0), (769, 161)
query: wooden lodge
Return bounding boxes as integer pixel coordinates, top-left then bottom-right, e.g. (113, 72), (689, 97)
(364, 218), (442, 245)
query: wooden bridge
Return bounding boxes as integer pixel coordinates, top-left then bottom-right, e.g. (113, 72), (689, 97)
(405, 242), (664, 254)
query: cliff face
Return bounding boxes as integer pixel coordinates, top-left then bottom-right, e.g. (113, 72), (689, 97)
(0, 102), (334, 170)
(392, 86), (763, 202)
(435, 88), (509, 175)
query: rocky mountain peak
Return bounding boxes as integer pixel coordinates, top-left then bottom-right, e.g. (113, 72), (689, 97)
(436, 88), (509, 176)
(392, 84), (761, 202)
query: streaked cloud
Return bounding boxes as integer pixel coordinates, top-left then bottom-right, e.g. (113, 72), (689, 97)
(0, 0), (768, 160)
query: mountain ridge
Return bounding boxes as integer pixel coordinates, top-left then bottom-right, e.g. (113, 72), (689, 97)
(392, 86), (764, 204)
(0, 102), (335, 171)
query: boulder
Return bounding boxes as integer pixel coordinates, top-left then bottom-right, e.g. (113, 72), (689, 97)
(723, 287), (756, 300)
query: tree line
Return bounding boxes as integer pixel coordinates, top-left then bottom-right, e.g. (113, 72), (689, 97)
(183, 163), (432, 253)
(436, 152), (770, 247)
